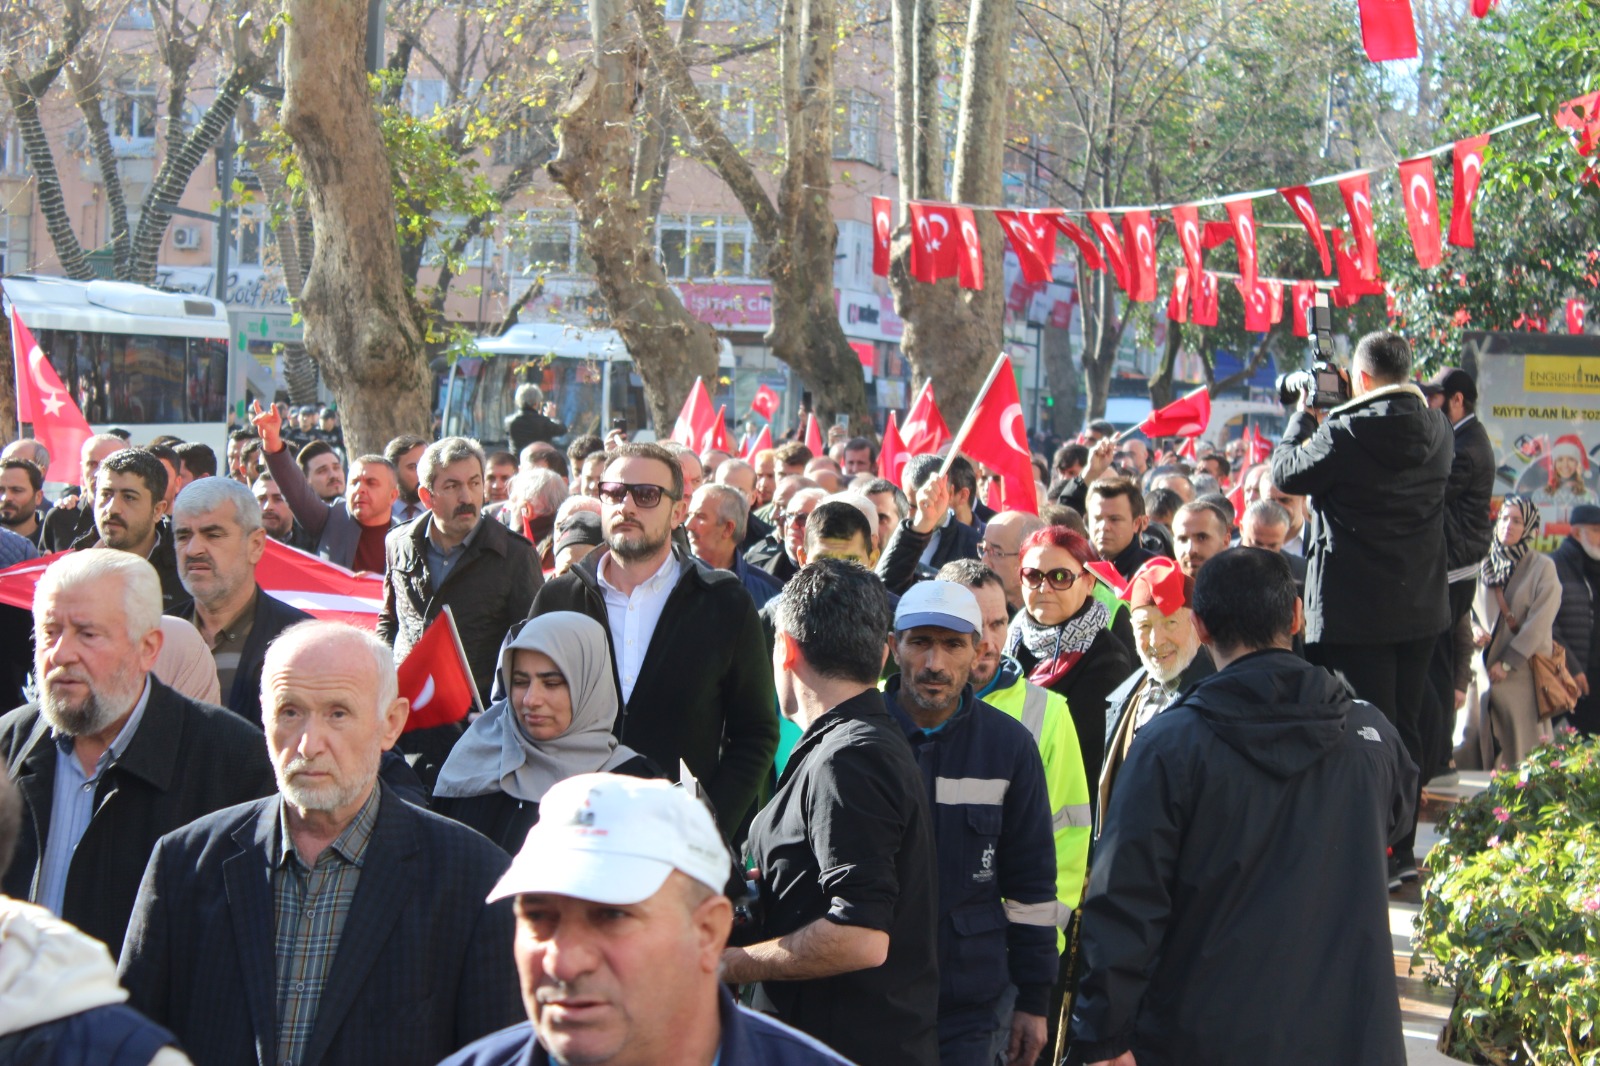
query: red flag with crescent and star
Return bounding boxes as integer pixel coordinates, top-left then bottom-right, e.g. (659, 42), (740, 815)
(1086, 211), (1130, 292)
(1050, 217), (1104, 272)
(751, 383), (779, 421)
(994, 210), (1059, 285)
(1138, 388), (1212, 439)
(1556, 92), (1600, 158)
(742, 424), (772, 461)
(703, 406), (730, 453)
(1121, 210), (1159, 302)
(1338, 173), (1379, 279)
(1358, 0), (1418, 61)
(946, 354), (1037, 515)
(1569, 299), (1590, 335)
(1332, 228), (1384, 306)
(870, 196), (893, 277)
(1449, 135), (1489, 248)
(954, 207), (985, 291)
(397, 606), (481, 733)
(671, 377), (716, 448)
(1237, 278), (1273, 332)
(7, 309), (92, 484)
(1279, 186), (1333, 276)
(1167, 271), (1191, 324)
(1224, 199), (1258, 295)
(1193, 271), (1220, 327)
(1397, 156), (1443, 269)
(878, 411), (911, 485)
(907, 203), (963, 283)
(901, 381), (952, 454)
(1172, 204), (1204, 292)
(1291, 281), (1318, 338)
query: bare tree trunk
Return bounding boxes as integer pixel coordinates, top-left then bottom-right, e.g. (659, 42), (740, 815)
(1148, 322), (1180, 411)
(0, 301), (17, 447)
(1039, 321), (1078, 439)
(1079, 267), (1124, 422)
(548, 0), (719, 435)
(65, 51), (133, 278)
(281, 0), (431, 458)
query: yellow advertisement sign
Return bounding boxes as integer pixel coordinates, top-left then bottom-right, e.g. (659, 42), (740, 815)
(1523, 356), (1600, 395)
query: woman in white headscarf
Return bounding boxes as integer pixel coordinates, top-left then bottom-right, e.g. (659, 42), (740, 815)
(431, 611), (658, 851)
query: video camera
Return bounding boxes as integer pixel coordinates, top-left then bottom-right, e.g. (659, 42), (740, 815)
(1276, 290), (1349, 409)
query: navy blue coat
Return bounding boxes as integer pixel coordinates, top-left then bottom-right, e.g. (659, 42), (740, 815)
(172, 585), (312, 725)
(118, 783), (520, 1066)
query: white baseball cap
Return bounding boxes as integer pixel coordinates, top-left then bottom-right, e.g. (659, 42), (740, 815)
(487, 773), (731, 905)
(895, 579), (983, 635)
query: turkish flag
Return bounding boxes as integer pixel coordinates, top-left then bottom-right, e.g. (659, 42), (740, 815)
(1248, 423), (1273, 466)
(751, 383), (780, 421)
(397, 606), (481, 733)
(1397, 157), (1443, 269)
(703, 406), (730, 452)
(1338, 173), (1379, 279)
(1291, 281), (1318, 338)
(1193, 271), (1220, 327)
(1048, 286), (1077, 330)
(1050, 217), (1104, 271)
(1084, 561), (1128, 600)
(1268, 280), (1284, 325)
(879, 411), (911, 484)
(1202, 221), (1235, 249)
(908, 203), (963, 283)
(1237, 279), (1273, 332)
(1167, 271), (1191, 324)
(804, 413), (824, 456)
(1176, 435), (1199, 462)
(901, 380), (952, 454)
(1471, 0), (1496, 15)
(1121, 210), (1159, 302)
(672, 377), (716, 447)
(1569, 298), (1590, 335)
(1225, 198), (1258, 295)
(8, 310), (92, 484)
(742, 424), (772, 461)
(994, 210), (1059, 285)
(871, 196), (893, 277)
(1332, 227), (1383, 305)
(1556, 91), (1600, 157)
(1086, 211), (1130, 292)
(1359, 0), (1417, 60)
(1449, 135), (1489, 248)
(1172, 204), (1204, 291)
(1279, 185), (1333, 276)
(954, 207), (984, 291)
(949, 354), (1037, 514)
(1138, 388), (1212, 438)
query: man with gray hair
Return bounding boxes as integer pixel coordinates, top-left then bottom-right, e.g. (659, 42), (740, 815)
(714, 457), (777, 555)
(119, 621), (520, 1064)
(0, 551), (274, 957)
(1240, 498), (1307, 582)
(170, 477), (315, 723)
(685, 483), (780, 608)
(504, 382), (566, 455)
(499, 467), (568, 554)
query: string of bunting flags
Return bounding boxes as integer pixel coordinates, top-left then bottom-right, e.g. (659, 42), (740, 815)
(870, 94), (1598, 327)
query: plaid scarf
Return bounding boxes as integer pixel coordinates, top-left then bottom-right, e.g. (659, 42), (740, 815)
(1007, 598), (1110, 689)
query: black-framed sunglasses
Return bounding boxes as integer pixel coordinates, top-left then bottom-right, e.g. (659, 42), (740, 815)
(597, 482), (679, 508)
(1020, 566), (1081, 591)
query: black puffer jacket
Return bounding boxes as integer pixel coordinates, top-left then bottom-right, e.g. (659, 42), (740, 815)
(1552, 535), (1600, 675)
(1271, 385), (1452, 644)
(1441, 414), (1496, 573)
(1071, 649), (1416, 1066)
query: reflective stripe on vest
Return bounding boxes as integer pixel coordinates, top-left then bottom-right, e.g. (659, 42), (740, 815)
(1020, 684), (1049, 745)
(934, 776), (1010, 805)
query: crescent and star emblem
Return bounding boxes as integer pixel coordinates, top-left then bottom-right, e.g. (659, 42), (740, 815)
(999, 403), (1027, 454)
(929, 214), (950, 250)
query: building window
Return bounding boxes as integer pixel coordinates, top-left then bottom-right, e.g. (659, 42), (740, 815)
(505, 213), (584, 276)
(0, 126), (24, 178)
(834, 87), (880, 167)
(112, 81), (158, 142)
(403, 80), (450, 119)
(655, 214), (758, 280)
(232, 208), (273, 266)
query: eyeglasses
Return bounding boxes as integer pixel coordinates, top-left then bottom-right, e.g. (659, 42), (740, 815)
(980, 541), (1017, 559)
(597, 482), (679, 508)
(781, 509), (815, 528)
(1020, 566), (1081, 591)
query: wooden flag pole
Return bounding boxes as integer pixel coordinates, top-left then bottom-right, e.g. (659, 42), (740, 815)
(938, 352), (1011, 478)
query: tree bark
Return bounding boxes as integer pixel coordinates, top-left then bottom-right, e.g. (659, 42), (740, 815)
(548, 0), (719, 436)
(281, 0), (431, 458)
(1039, 321), (1078, 439)
(1148, 321), (1181, 412)
(65, 49), (133, 279)
(1078, 266), (1123, 422)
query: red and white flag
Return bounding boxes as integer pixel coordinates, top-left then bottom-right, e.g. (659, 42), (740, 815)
(1358, 0), (1418, 61)
(1247, 424), (1273, 466)
(1267, 280), (1285, 326)
(1338, 173), (1379, 279)
(994, 210), (1059, 285)
(907, 203), (963, 283)
(742, 424), (772, 461)
(1172, 204), (1204, 292)
(804, 413), (824, 455)
(8, 309), (92, 484)
(1138, 388), (1212, 439)
(901, 381), (952, 454)
(702, 406), (730, 453)
(955, 208), (985, 291)
(1050, 217), (1104, 272)
(1086, 211), (1130, 292)
(1569, 298), (1590, 335)
(1224, 198), (1258, 295)
(1397, 156), (1443, 269)
(1237, 278), (1274, 332)
(1121, 210), (1159, 302)
(1449, 135), (1489, 248)
(1332, 227), (1383, 306)
(945, 354), (1038, 515)
(1279, 185), (1333, 276)
(1291, 281), (1318, 338)
(1167, 271), (1191, 324)
(1556, 91), (1600, 158)
(672, 377), (716, 447)
(1193, 271), (1220, 327)
(396, 605), (481, 734)
(751, 383), (780, 421)
(870, 196), (893, 277)
(879, 411), (911, 485)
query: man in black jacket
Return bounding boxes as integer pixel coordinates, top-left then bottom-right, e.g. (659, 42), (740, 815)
(530, 442), (777, 833)
(1086, 476), (1159, 579)
(876, 454), (983, 595)
(1553, 507), (1600, 734)
(72, 448), (191, 614)
(504, 383), (567, 455)
(1071, 549), (1416, 1066)
(0, 551), (275, 957)
(1271, 331), (1450, 881)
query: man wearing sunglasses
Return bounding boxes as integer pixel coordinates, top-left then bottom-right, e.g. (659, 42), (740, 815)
(530, 442), (777, 835)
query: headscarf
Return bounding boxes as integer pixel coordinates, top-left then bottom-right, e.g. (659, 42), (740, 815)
(433, 612), (637, 802)
(1482, 494), (1540, 588)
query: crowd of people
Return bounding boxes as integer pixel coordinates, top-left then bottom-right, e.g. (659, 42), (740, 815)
(0, 328), (1585, 1066)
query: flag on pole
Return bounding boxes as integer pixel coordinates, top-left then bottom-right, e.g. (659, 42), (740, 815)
(941, 353), (1038, 515)
(703, 406), (730, 453)
(672, 377), (716, 447)
(1247, 423), (1272, 466)
(396, 605), (481, 733)
(1138, 388), (1212, 439)
(901, 381), (951, 454)
(879, 411), (911, 485)
(805, 413), (824, 456)
(743, 424), (772, 461)
(7, 308), (92, 484)
(751, 384), (780, 421)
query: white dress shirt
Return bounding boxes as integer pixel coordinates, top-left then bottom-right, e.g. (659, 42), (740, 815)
(596, 550), (682, 704)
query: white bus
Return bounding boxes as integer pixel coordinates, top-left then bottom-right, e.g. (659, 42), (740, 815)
(1, 275), (234, 460)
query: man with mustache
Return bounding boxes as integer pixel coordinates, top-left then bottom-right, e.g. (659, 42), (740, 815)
(0, 551), (273, 957)
(882, 580), (1058, 1066)
(119, 621), (520, 1065)
(76, 448), (190, 613)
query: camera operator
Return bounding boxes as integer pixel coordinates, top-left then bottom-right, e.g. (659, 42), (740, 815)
(1271, 331), (1451, 890)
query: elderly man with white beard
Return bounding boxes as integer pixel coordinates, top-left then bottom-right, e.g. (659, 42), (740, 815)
(1097, 557), (1215, 825)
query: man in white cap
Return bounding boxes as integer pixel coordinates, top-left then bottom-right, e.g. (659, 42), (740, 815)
(440, 773), (855, 1066)
(882, 579), (1059, 1066)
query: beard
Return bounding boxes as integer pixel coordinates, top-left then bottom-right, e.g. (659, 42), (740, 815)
(607, 522), (669, 562)
(0, 505), (28, 527)
(1142, 639), (1200, 685)
(37, 663), (143, 737)
(274, 752), (378, 813)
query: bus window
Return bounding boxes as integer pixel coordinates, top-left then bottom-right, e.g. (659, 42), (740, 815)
(34, 329), (227, 425)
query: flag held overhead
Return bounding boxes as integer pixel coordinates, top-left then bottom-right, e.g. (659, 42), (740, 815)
(396, 605), (481, 734)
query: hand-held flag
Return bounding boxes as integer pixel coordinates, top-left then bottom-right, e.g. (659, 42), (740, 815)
(940, 354), (1038, 515)
(8, 309), (92, 484)
(396, 606), (481, 733)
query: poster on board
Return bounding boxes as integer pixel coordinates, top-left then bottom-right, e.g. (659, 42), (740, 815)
(1463, 332), (1600, 544)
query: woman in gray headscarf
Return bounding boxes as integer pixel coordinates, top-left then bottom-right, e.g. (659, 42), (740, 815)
(432, 611), (657, 852)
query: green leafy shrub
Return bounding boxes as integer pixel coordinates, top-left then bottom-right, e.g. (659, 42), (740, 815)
(1416, 730), (1600, 1064)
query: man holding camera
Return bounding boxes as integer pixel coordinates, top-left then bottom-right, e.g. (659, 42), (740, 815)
(1271, 330), (1451, 887)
